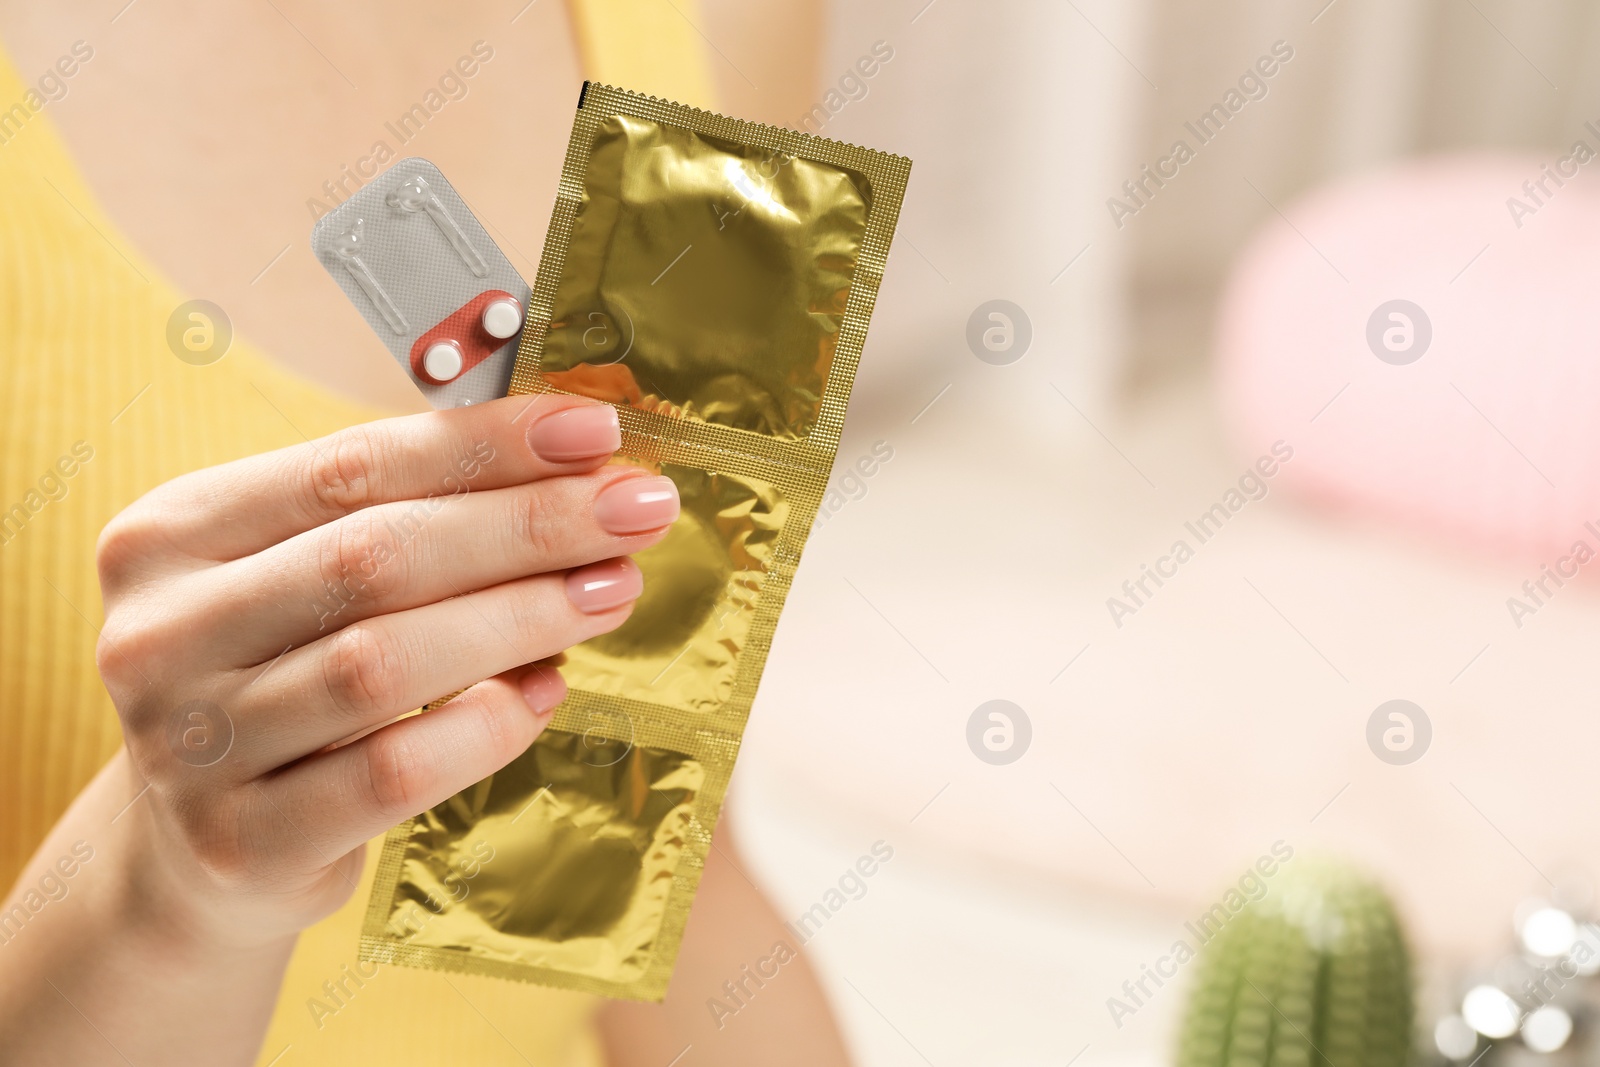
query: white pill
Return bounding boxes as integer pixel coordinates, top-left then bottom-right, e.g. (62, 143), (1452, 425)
(482, 298), (523, 339)
(423, 341), (464, 383)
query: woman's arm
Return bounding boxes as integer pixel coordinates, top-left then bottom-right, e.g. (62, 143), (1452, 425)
(599, 819), (853, 1067)
(0, 395), (670, 1065)
(0, 752), (297, 1065)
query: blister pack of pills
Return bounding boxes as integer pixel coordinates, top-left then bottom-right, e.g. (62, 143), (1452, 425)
(312, 158), (527, 407)
(313, 83), (910, 1001)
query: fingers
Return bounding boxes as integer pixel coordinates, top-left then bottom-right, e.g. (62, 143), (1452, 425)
(221, 559), (640, 773)
(257, 664), (566, 866)
(204, 465), (676, 663)
(113, 394), (623, 570)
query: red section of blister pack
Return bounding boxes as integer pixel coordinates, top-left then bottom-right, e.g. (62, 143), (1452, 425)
(409, 289), (523, 385)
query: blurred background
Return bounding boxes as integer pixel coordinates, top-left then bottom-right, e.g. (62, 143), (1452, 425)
(7, 0), (1600, 1063)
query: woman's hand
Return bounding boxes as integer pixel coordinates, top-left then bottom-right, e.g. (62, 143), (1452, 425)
(0, 393), (678, 1065)
(96, 393), (675, 943)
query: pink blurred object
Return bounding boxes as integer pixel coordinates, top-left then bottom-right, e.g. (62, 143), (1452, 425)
(1217, 153), (1600, 562)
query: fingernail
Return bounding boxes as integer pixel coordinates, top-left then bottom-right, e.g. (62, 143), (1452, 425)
(565, 557), (643, 614)
(527, 404), (620, 462)
(593, 475), (679, 534)
(519, 665), (567, 715)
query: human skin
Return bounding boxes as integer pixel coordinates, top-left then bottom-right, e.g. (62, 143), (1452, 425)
(0, 2), (831, 414)
(0, 394), (677, 1063)
(0, 3), (851, 1064)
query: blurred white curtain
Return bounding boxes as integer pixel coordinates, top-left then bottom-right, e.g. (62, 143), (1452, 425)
(821, 0), (1600, 400)
(817, 0), (1151, 421)
(1125, 0), (1600, 389)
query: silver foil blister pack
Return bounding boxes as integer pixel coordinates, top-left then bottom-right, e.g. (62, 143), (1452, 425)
(311, 158), (527, 407)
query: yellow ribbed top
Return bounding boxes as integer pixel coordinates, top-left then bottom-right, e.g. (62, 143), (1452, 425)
(0, 43), (614, 1067)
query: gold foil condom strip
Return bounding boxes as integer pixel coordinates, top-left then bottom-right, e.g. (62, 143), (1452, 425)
(360, 83), (909, 1001)
(511, 82), (911, 466)
(538, 112), (867, 440)
(559, 464), (791, 715)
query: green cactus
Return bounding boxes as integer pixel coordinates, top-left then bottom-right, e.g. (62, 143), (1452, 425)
(1176, 857), (1414, 1067)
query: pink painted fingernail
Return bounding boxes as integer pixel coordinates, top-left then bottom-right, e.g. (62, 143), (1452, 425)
(527, 404), (621, 462)
(519, 665), (567, 715)
(565, 557), (643, 614)
(593, 475), (679, 534)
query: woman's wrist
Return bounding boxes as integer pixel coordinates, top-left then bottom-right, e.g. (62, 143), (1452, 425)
(98, 749), (304, 957)
(0, 750), (300, 1066)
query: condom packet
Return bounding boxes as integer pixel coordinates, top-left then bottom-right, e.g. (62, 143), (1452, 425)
(313, 83), (910, 1000)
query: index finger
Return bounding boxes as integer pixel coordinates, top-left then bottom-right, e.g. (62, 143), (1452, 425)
(141, 393), (622, 562)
